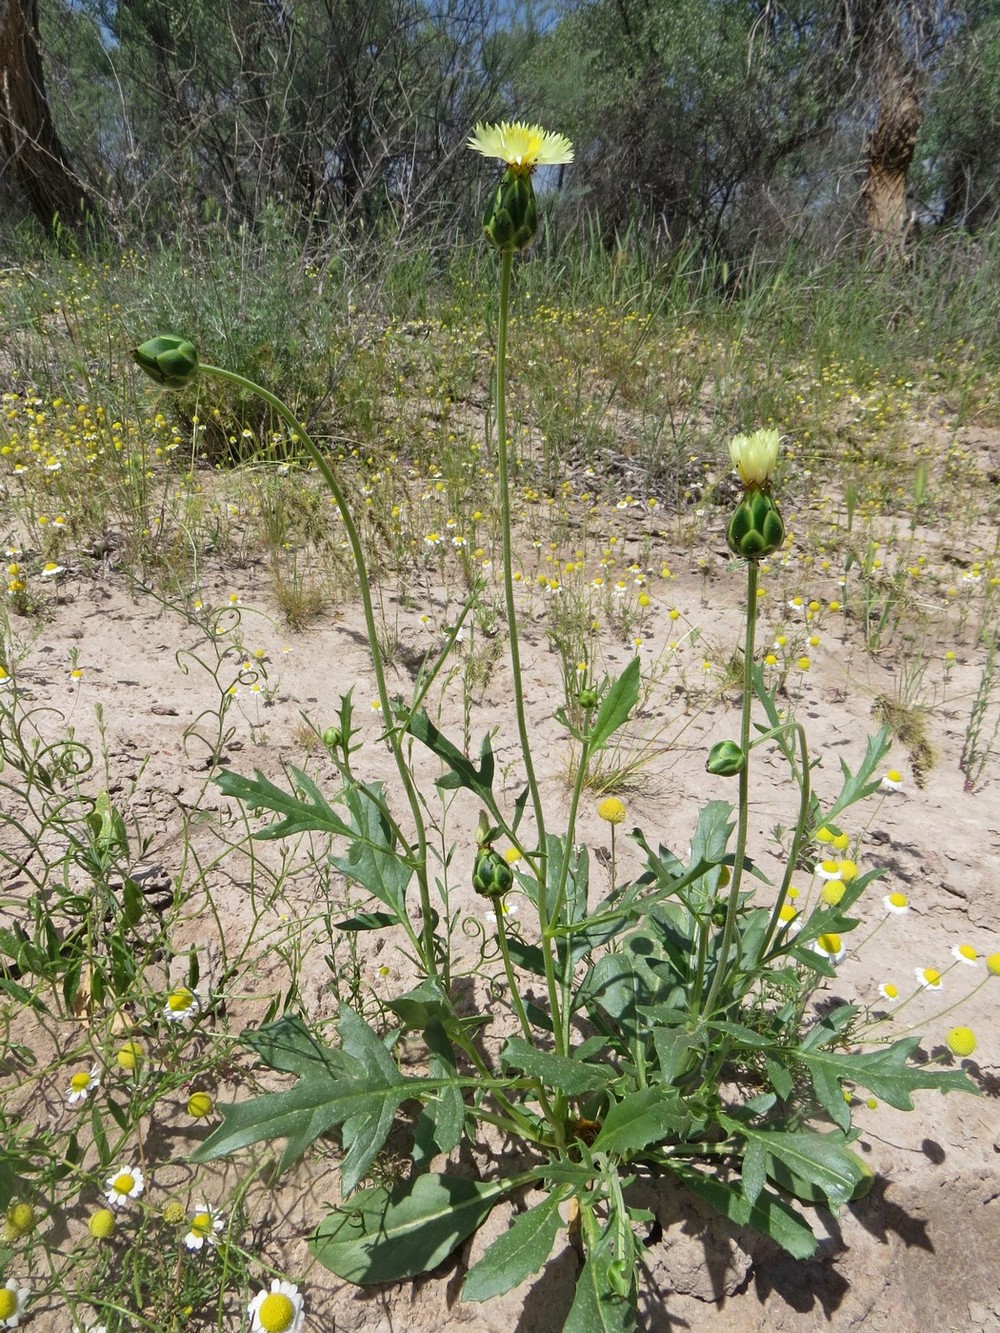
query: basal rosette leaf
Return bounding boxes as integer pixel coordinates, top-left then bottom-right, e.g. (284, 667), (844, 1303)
(311, 1174), (512, 1284)
(463, 1195), (564, 1302)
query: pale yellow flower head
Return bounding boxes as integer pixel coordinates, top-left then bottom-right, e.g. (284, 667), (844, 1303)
(728, 428), (781, 488)
(468, 121), (574, 175)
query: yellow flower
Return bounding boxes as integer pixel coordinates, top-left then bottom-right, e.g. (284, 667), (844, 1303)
(116, 1039), (143, 1072)
(728, 428), (780, 488)
(596, 797), (627, 825)
(986, 952), (1000, 976)
(467, 121), (574, 174)
(946, 1026), (976, 1057)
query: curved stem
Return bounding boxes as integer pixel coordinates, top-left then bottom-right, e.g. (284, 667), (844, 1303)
(199, 365), (438, 979)
(702, 558), (759, 1019)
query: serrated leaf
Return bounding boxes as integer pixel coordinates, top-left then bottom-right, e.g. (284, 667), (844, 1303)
(591, 1087), (686, 1158)
(564, 1237), (639, 1333)
(765, 1056), (795, 1101)
(310, 1173), (509, 1283)
(214, 766), (352, 840)
(192, 1009), (412, 1188)
(405, 709), (496, 801)
(501, 1037), (613, 1096)
(720, 1119), (867, 1207)
(588, 657), (641, 752)
(414, 1019), (466, 1162)
(796, 1037), (978, 1113)
(674, 1165), (816, 1259)
(463, 1196), (563, 1302)
(329, 783), (412, 917)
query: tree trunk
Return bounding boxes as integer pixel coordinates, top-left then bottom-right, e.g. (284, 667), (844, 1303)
(860, 70), (921, 258)
(0, 0), (96, 231)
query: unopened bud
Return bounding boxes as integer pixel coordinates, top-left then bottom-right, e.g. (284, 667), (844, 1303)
(706, 740), (745, 777)
(472, 847), (514, 898)
(727, 488), (785, 560)
(132, 335), (199, 388)
(482, 169), (538, 252)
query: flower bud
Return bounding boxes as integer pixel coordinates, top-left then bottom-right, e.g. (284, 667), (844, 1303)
(727, 488), (785, 560)
(3, 1202), (36, 1241)
(187, 1091), (215, 1118)
(132, 336), (199, 388)
(322, 726), (342, 753)
(706, 740), (745, 777)
(88, 1208), (116, 1239)
(473, 847), (514, 898)
(577, 687), (599, 710)
(482, 169), (538, 253)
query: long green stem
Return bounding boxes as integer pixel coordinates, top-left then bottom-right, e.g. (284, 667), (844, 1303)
(702, 558), (759, 1019)
(493, 251), (562, 1045)
(199, 365), (439, 979)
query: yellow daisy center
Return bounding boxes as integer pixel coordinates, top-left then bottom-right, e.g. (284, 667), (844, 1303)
(778, 903), (797, 922)
(817, 932), (842, 955)
(168, 988), (193, 1011)
(888, 892), (908, 908)
(70, 1071), (91, 1091)
(883, 983), (898, 999)
(190, 1211), (212, 1237)
(958, 944), (977, 961)
(821, 883), (845, 906)
(113, 1173), (135, 1195)
(258, 1293), (295, 1333)
(923, 968), (941, 985)
(0, 1290), (17, 1318)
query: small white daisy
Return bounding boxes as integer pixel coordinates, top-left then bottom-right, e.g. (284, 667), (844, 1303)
(815, 860), (843, 881)
(67, 1066), (101, 1105)
(162, 985), (202, 1023)
(951, 943), (979, 967)
(914, 966), (942, 991)
(0, 1278), (29, 1329)
(248, 1279), (305, 1333)
(183, 1204), (224, 1252)
(883, 891), (910, 915)
(878, 982), (900, 1003)
(881, 769), (904, 791)
(486, 898), (520, 925)
(104, 1165), (145, 1208)
(812, 932), (846, 966)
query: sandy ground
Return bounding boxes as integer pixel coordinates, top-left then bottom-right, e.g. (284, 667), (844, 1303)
(2, 435), (999, 1332)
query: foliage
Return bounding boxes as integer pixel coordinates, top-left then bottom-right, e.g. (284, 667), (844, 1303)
(143, 228), (979, 1327)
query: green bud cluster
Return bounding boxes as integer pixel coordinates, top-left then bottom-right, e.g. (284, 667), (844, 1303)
(706, 740), (746, 777)
(482, 169), (538, 253)
(726, 487), (785, 560)
(472, 846), (513, 898)
(132, 335), (199, 388)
